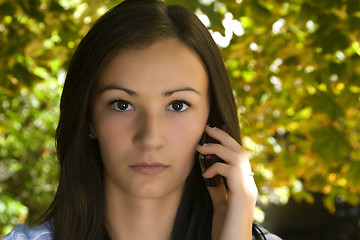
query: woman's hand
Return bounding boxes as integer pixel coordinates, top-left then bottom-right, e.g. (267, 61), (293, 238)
(196, 125), (258, 240)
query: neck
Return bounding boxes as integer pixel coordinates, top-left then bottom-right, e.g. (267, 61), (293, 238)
(105, 182), (183, 240)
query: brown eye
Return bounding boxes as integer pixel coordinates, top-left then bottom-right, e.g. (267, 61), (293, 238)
(117, 101), (129, 110)
(167, 100), (190, 112)
(110, 99), (133, 112)
(172, 102), (183, 111)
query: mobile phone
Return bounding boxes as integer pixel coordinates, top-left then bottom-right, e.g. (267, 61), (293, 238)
(198, 131), (225, 187)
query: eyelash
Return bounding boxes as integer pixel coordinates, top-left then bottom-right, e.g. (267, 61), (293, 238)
(167, 100), (191, 112)
(109, 99), (133, 112)
(108, 99), (191, 112)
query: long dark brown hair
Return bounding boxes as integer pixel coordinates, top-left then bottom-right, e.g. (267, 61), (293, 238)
(44, 0), (264, 239)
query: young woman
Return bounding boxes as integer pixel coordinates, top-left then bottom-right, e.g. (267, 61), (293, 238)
(4, 0), (281, 239)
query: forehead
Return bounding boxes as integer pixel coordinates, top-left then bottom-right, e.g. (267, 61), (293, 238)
(96, 39), (208, 94)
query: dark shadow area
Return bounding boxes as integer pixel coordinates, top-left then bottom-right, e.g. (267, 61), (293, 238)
(261, 194), (360, 240)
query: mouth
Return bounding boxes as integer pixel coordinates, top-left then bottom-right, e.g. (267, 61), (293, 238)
(129, 162), (169, 176)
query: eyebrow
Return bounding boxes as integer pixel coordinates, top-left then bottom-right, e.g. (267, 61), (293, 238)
(99, 85), (201, 96)
(163, 87), (200, 96)
(99, 85), (136, 95)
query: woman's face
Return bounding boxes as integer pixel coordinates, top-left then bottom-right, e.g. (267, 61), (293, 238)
(91, 39), (209, 200)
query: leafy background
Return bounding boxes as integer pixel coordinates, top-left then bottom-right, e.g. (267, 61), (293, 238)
(0, 0), (359, 238)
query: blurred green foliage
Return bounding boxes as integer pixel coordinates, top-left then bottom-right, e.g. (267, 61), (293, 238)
(0, 79), (60, 235)
(0, 0), (359, 237)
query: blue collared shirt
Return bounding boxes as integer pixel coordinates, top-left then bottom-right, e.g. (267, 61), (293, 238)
(3, 221), (281, 240)
(2, 222), (52, 240)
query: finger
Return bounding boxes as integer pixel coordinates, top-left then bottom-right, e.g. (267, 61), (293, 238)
(203, 163), (258, 200)
(203, 162), (241, 179)
(203, 162), (254, 189)
(205, 125), (242, 153)
(196, 143), (248, 166)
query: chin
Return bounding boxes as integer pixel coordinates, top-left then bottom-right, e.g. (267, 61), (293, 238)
(128, 181), (186, 200)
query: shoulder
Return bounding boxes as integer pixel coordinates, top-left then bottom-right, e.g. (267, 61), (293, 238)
(253, 225), (282, 240)
(2, 222), (52, 240)
(261, 231), (282, 240)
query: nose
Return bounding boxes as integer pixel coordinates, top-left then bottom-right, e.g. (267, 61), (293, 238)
(133, 111), (165, 151)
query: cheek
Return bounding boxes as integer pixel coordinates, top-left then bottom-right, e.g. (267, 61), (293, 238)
(169, 119), (205, 160)
(170, 100), (209, 143)
(94, 116), (132, 158)
(171, 123), (204, 182)
(97, 117), (119, 141)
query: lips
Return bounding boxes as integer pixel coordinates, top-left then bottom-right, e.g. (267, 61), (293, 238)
(129, 161), (169, 176)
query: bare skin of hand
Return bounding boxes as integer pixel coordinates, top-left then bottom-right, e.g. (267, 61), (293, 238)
(196, 126), (258, 240)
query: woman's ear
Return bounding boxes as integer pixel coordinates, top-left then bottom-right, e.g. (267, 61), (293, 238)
(88, 123), (97, 140)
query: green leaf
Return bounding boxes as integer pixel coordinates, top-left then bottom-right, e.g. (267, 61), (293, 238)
(303, 91), (345, 120)
(310, 126), (350, 162)
(0, 2), (16, 16)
